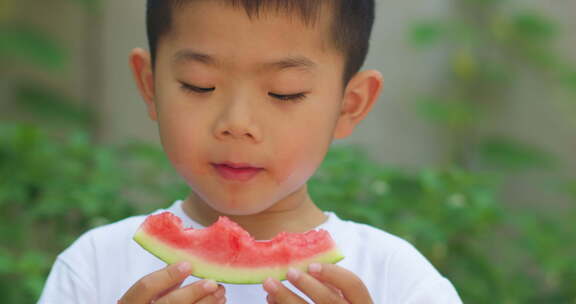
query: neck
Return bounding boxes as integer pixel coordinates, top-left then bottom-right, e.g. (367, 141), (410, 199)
(181, 184), (328, 240)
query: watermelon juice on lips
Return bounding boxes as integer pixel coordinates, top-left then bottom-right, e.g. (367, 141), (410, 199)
(212, 162), (263, 182)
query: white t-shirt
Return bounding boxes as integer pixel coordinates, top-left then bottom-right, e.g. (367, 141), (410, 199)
(38, 200), (462, 303)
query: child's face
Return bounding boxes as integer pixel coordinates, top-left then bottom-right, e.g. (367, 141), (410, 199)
(131, 1), (379, 216)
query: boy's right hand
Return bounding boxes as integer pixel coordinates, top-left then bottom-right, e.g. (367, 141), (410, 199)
(118, 262), (226, 304)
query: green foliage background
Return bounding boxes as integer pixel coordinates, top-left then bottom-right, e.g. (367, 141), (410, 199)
(1, 0), (575, 303)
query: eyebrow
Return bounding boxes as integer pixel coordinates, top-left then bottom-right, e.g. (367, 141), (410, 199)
(171, 49), (318, 73)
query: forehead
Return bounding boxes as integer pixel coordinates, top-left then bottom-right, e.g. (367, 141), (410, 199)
(171, 49), (318, 74)
(159, 1), (341, 74)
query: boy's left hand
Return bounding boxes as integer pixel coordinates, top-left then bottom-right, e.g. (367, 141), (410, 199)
(263, 263), (373, 304)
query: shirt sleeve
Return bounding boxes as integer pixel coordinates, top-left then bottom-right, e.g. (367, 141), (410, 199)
(403, 276), (462, 304)
(384, 241), (463, 304)
(37, 257), (96, 304)
(37, 228), (100, 304)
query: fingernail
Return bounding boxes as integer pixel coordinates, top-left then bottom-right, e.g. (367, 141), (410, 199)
(287, 267), (301, 281)
(203, 279), (218, 292)
(308, 263), (322, 274)
(263, 277), (279, 293)
(177, 262), (190, 274)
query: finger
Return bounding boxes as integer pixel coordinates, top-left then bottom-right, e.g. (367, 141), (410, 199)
(154, 283), (183, 301)
(266, 294), (277, 304)
(119, 262), (191, 304)
(196, 285), (227, 304)
(322, 282), (345, 298)
(307, 263), (373, 304)
(263, 277), (306, 304)
(286, 267), (345, 304)
(195, 294), (226, 304)
(155, 279), (221, 304)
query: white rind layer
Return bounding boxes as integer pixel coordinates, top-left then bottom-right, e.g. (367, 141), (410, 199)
(133, 228), (345, 284)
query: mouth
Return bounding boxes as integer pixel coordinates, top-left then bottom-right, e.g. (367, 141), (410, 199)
(212, 162), (263, 182)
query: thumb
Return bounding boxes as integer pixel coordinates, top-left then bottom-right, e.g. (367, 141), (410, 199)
(119, 262), (191, 303)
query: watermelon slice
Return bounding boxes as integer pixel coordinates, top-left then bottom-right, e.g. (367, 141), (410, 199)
(133, 212), (344, 284)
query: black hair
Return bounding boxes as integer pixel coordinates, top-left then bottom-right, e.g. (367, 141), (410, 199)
(146, 0), (375, 88)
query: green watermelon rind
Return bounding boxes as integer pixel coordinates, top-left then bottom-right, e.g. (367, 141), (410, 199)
(133, 228), (345, 284)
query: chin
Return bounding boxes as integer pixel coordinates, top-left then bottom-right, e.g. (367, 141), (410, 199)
(209, 200), (273, 216)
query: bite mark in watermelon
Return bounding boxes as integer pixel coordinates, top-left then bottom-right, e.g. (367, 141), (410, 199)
(133, 211), (344, 284)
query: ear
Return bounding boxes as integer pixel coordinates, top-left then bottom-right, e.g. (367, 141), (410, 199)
(333, 70), (383, 139)
(129, 48), (158, 121)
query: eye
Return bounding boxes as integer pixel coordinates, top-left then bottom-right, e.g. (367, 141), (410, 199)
(179, 82), (215, 94)
(268, 92), (307, 103)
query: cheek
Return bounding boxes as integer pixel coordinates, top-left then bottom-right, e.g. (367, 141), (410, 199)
(156, 105), (211, 178)
(272, 114), (333, 187)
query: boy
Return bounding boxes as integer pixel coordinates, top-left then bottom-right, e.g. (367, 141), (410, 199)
(39, 0), (462, 303)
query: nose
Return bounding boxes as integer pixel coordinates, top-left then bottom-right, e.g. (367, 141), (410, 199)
(213, 98), (261, 143)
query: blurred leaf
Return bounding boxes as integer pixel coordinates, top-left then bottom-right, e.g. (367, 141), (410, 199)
(561, 180), (576, 201)
(523, 47), (558, 68)
(561, 69), (576, 92)
(0, 26), (66, 71)
(17, 252), (49, 274)
(417, 97), (479, 126)
(14, 82), (92, 127)
(0, 0), (16, 22)
(453, 47), (477, 80)
(409, 22), (445, 49)
(70, 0), (102, 15)
(0, 250), (13, 275)
(24, 275), (46, 300)
(121, 140), (172, 166)
(490, 14), (513, 41)
(480, 63), (513, 84)
(479, 137), (555, 171)
(512, 12), (557, 42)
(464, 0), (505, 4)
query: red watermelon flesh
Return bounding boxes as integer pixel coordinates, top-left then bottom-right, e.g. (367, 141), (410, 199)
(133, 212), (344, 284)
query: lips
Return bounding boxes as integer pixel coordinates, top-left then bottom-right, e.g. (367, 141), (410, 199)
(218, 162), (261, 169)
(212, 162), (263, 182)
